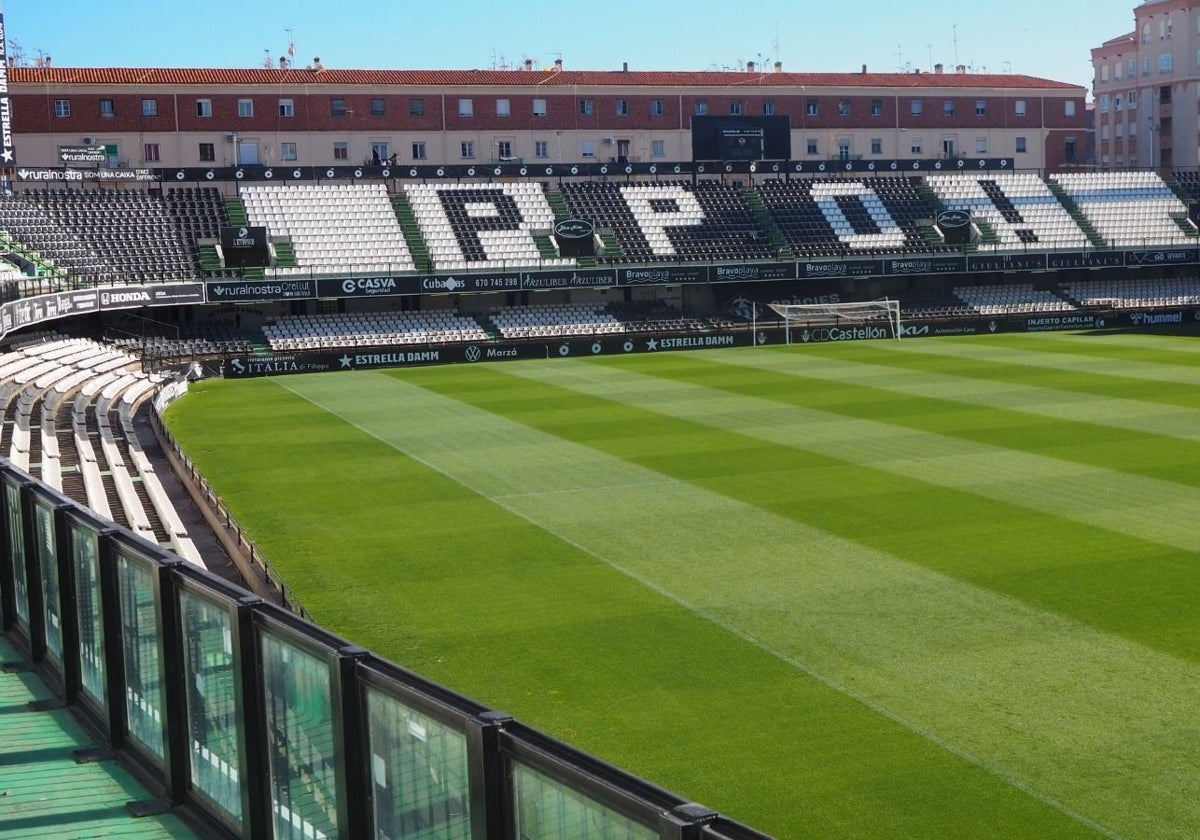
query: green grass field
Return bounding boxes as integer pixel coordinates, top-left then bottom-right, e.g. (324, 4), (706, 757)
(164, 331), (1200, 840)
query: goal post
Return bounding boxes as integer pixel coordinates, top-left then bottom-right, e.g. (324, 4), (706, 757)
(767, 298), (902, 344)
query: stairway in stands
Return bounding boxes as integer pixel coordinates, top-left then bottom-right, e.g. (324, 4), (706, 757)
(390, 195), (432, 272)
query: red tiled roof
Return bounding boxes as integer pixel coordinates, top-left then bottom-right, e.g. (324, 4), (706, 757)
(7, 66), (1084, 91)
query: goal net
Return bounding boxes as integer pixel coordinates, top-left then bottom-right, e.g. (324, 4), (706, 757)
(767, 299), (902, 343)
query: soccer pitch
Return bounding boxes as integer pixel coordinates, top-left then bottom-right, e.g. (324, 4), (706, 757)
(165, 331), (1200, 840)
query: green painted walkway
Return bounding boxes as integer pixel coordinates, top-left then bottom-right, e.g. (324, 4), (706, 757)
(0, 637), (198, 839)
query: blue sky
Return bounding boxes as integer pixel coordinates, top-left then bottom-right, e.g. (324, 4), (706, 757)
(3, 0), (1135, 93)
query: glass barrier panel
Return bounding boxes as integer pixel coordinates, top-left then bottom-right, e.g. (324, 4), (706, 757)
(34, 501), (62, 664)
(180, 589), (242, 822)
(5, 480), (28, 629)
(260, 631), (338, 840)
(512, 761), (658, 840)
(365, 688), (471, 840)
(117, 550), (165, 759)
(70, 522), (105, 711)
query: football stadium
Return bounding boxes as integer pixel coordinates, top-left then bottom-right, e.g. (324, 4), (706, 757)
(3, 3), (1200, 839)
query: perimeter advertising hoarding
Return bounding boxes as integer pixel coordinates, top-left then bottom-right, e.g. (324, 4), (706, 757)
(206, 279), (315, 303)
(223, 331), (779, 378)
(98, 284), (206, 310)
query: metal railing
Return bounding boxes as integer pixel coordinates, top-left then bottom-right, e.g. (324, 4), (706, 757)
(0, 458), (773, 840)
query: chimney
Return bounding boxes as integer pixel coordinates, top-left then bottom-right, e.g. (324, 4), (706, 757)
(935, 63), (944, 74)
(861, 64), (867, 74)
(623, 61), (628, 72)
(747, 60), (756, 72)
(956, 64), (966, 74)
(524, 58), (533, 71)
(279, 55), (288, 70)
(773, 60), (782, 72)
(554, 57), (563, 71)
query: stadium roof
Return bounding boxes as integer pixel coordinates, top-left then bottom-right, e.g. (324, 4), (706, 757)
(7, 66), (1084, 90)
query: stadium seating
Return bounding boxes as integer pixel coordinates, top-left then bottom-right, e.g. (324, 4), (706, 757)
(952, 283), (1080, 315)
(404, 182), (573, 271)
(0, 336), (203, 565)
(1061, 276), (1200, 309)
(558, 180), (774, 263)
(0, 189), (197, 285)
(757, 176), (952, 257)
(263, 311), (488, 349)
(489, 303), (623, 338)
(241, 183), (415, 276)
(925, 172), (1090, 251)
(165, 187), (235, 277)
(1050, 171), (1195, 247)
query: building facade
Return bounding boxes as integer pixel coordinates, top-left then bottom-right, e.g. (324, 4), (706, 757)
(1092, 0), (1200, 170)
(8, 64), (1086, 172)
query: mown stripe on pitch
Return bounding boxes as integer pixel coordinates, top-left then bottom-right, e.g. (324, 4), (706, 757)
(279, 368), (1198, 840)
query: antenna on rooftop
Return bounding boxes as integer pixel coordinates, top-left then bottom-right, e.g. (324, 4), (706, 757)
(262, 48), (273, 69)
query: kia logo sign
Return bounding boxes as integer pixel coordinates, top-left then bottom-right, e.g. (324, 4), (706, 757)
(937, 209), (971, 229)
(554, 218), (595, 239)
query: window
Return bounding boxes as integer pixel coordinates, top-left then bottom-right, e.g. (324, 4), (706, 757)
(281, 142), (298, 161)
(1142, 23), (1151, 44)
(1129, 90), (1138, 108)
(141, 98), (158, 117)
(1015, 99), (1027, 117)
(461, 140), (474, 159)
(236, 98), (253, 118)
(369, 98), (385, 117)
(1065, 100), (1077, 116)
(806, 138), (818, 155)
(1064, 137), (1077, 164)
(581, 141), (595, 158)
(54, 98), (70, 118)
(579, 98), (594, 116)
(1114, 61), (1123, 80)
(1101, 64), (1110, 82)
(651, 98), (664, 116)
(1129, 122), (1137, 136)
(534, 140), (549, 158)
(331, 98), (347, 117)
(333, 141), (348, 160)
(651, 139), (665, 157)
(838, 99), (850, 116)
(837, 138), (852, 160)
(910, 137), (923, 154)
(496, 140), (512, 159)
(1160, 84), (1172, 104)
(975, 137), (987, 154)
(763, 98), (775, 116)
(1101, 125), (1110, 141)
(198, 142), (215, 162)
(279, 98), (294, 117)
(370, 141), (388, 163)
(1115, 123), (1124, 138)
(143, 143), (160, 162)
(1129, 59), (1136, 78)
(409, 98), (424, 117)
(911, 99), (923, 116)
(458, 98), (473, 117)
(870, 99), (883, 117)
(694, 99), (707, 115)
(195, 98), (212, 118)
(1115, 94), (1123, 110)
(942, 137), (956, 157)
(532, 98), (547, 117)
(1099, 94), (1110, 112)
(943, 99), (955, 116)
(496, 98), (510, 117)
(730, 99), (742, 116)
(1144, 57), (1152, 74)
(806, 98), (818, 116)
(1161, 53), (1174, 72)
(616, 99), (629, 116)
(870, 137), (882, 154)
(99, 98), (115, 118)
(975, 99), (986, 116)
(411, 141), (426, 160)
(1015, 136), (1027, 153)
